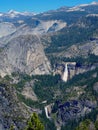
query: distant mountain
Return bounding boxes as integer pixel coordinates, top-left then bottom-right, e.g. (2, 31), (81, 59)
(7, 10), (35, 17)
(0, 2), (97, 76)
(0, 2), (98, 130)
(0, 2), (98, 26)
(0, 10), (35, 18)
(35, 2), (98, 24)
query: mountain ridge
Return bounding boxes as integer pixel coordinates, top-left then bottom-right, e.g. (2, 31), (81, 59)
(0, 1), (98, 17)
(0, 2), (98, 130)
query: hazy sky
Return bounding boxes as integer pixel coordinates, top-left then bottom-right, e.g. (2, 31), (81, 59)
(0, 0), (98, 12)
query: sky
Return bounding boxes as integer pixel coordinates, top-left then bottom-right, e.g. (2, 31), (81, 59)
(0, 0), (98, 13)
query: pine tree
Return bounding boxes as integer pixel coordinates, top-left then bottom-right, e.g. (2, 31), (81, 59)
(95, 120), (98, 130)
(10, 125), (14, 130)
(26, 113), (44, 130)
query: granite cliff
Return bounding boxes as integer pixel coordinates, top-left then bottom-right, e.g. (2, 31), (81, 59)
(0, 2), (98, 130)
(0, 35), (51, 77)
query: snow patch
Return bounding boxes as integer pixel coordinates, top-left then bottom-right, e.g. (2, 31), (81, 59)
(7, 10), (35, 18)
(67, 7), (85, 12)
(0, 13), (3, 16)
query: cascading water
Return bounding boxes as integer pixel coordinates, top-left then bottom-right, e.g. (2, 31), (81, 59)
(62, 63), (68, 82)
(45, 106), (50, 119)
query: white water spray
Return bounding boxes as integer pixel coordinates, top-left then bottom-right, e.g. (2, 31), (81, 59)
(45, 106), (51, 119)
(62, 63), (68, 82)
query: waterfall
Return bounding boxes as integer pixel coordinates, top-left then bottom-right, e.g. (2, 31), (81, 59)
(62, 63), (68, 82)
(45, 106), (51, 119)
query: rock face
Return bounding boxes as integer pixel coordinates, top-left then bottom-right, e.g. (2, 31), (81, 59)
(0, 3), (97, 130)
(54, 62), (97, 82)
(53, 100), (97, 126)
(62, 62), (76, 82)
(0, 82), (30, 130)
(22, 81), (38, 101)
(0, 35), (51, 77)
(93, 82), (98, 92)
(57, 39), (98, 58)
(32, 20), (67, 34)
(0, 20), (67, 47)
(0, 22), (16, 38)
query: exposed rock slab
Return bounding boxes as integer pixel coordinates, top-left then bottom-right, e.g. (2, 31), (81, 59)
(0, 35), (51, 77)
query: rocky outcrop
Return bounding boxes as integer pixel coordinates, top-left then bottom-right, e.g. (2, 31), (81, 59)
(22, 81), (38, 101)
(0, 35), (51, 77)
(54, 62), (97, 82)
(0, 22), (16, 38)
(0, 82), (30, 130)
(62, 62), (76, 82)
(53, 100), (97, 126)
(54, 62), (76, 82)
(0, 19), (67, 47)
(55, 38), (98, 58)
(93, 82), (98, 92)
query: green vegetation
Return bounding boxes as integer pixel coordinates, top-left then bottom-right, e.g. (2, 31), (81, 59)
(25, 113), (44, 130)
(95, 120), (98, 130)
(48, 53), (98, 70)
(60, 67), (98, 101)
(10, 125), (14, 130)
(61, 109), (98, 130)
(14, 74), (32, 91)
(39, 110), (56, 130)
(15, 74), (61, 107)
(16, 67), (98, 108)
(33, 74), (61, 101)
(45, 17), (98, 54)
(75, 119), (91, 130)
(44, 16), (98, 70)
(12, 65), (98, 130)
(17, 93), (43, 108)
(36, 10), (87, 24)
(2, 65), (98, 130)
(0, 6), (98, 130)
(61, 119), (79, 130)
(75, 118), (98, 130)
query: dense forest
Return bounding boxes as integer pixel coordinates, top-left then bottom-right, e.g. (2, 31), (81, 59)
(10, 65), (98, 130)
